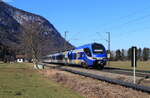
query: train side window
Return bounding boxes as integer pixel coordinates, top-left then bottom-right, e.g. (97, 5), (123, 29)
(76, 53), (80, 58)
(78, 52), (83, 58)
(84, 48), (92, 57)
(68, 53), (72, 60)
(52, 56), (55, 60)
(74, 53), (77, 59)
(81, 53), (83, 58)
(57, 55), (62, 60)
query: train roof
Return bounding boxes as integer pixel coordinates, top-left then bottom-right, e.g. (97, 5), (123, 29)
(45, 43), (104, 57)
(76, 42), (103, 49)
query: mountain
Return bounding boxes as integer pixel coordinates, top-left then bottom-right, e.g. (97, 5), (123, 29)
(0, 1), (74, 55)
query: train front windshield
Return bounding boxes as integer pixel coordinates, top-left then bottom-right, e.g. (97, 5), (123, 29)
(92, 43), (105, 54)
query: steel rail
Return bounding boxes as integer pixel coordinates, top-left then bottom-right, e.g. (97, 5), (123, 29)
(104, 67), (150, 73)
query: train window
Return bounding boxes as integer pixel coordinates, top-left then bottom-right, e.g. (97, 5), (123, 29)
(52, 56), (55, 60)
(50, 57), (52, 60)
(92, 43), (104, 54)
(74, 53), (77, 59)
(56, 54), (64, 60)
(80, 53), (84, 58)
(76, 53), (80, 58)
(68, 53), (72, 60)
(84, 48), (92, 57)
(78, 52), (83, 58)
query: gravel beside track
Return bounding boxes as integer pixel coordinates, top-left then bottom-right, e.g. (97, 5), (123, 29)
(40, 65), (150, 98)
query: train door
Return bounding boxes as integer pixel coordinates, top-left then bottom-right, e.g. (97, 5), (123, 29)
(83, 48), (92, 66)
(76, 52), (84, 65)
(68, 52), (73, 64)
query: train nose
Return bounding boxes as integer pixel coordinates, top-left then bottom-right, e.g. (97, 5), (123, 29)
(94, 60), (106, 66)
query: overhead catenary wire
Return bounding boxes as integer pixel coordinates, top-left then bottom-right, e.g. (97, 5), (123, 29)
(103, 4), (150, 32)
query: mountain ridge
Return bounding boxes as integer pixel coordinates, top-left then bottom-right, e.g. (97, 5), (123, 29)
(0, 1), (74, 55)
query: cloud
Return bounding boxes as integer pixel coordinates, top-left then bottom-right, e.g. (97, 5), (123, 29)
(0, 0), (15, 2)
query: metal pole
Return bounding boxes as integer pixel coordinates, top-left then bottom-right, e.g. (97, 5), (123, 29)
(133, 47), (136, 84)
(108, 32), (110, 53)
(106, 32), (110, 52)
(106, 32), (110, 66)
(64, 31), (68, 51)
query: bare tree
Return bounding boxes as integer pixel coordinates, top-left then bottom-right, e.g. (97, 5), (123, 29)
(22, 21), (44, 68)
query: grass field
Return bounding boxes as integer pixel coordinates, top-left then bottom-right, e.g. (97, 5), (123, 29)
(0, 62), (83, 98)
(108, 61), (150, 71)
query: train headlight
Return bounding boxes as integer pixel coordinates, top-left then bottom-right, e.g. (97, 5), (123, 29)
(98, 61), (101, 64)
(97, 58), (103, 60)
(93, 57), (97, 60)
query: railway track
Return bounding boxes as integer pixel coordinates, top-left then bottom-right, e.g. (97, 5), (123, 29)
(73, 65), (150, 78)
(48, 63), (150, 78)
(102, 67), (150, 78)
(104, 67), (150, 73)
(44, 64), (150, 93)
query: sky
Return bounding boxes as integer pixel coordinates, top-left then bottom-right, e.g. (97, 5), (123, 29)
(5, 0), (150, 50)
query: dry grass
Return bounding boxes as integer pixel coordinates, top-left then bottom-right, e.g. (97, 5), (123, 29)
(40, 69), (150, 98)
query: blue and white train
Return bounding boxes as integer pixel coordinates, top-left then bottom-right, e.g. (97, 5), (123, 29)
(43, 43), (108, 69)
